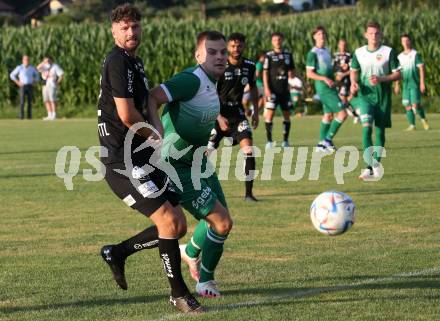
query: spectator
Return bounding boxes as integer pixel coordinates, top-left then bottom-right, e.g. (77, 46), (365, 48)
(37, 56), (64, 120)
(10, 55), (39, 119)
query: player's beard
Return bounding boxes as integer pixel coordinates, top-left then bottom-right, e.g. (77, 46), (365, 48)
(125, 37), (140, 53)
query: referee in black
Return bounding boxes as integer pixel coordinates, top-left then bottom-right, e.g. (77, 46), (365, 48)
(98, 4), (202, 314)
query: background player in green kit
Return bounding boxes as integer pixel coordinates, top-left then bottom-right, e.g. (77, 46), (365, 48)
(306, 26), (347, 152)
(394, 34), (429, 131)
(147, 31), (232, 298)
(350, 21), (401, 181)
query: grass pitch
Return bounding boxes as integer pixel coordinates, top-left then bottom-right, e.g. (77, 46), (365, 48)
(1, 114), (439, 321)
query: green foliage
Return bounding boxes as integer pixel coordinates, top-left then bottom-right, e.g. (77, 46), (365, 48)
(2, 7), (440, 116)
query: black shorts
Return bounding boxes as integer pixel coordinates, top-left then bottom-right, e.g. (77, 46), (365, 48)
(209, 117), (253, 149)
(265, 92), (293, 111)
(104, 162), (180, 217)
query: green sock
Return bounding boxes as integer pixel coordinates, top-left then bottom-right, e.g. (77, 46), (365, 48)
(416, 107), (426, 119)
(199, 227), (228, 283)
(374, 126), (385, 163)
(326, 118), (343, 140)
(319, 120), (331, 141)
(406, 109), (415, 125)
(185, 220), (208, 259)
(362, 126), (373, 167)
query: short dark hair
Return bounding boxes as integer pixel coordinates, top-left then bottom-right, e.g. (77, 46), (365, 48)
(110, 3), (141, 23)
(196, 30), (226, 48)
(228, 32), (246, 43)
(312, 25), (326, 40)
(271, 32), (284, 39)
(401, 33), (411, 40)
(366, 21), (381, 31)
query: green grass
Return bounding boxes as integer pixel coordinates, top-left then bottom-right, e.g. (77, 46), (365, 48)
(1, 114), (440, 321)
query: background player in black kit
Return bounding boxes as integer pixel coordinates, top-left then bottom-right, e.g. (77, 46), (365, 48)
(208, 32), (260, 201)
(263, 32), (295, 149)
(97, 4), (202, 314)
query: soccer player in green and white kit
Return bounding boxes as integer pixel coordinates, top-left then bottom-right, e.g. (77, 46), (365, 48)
(306, 26), (347, 152)
(147, 31), (232, 298)
(394, 34), (429, 131)
(350, 21), (401, 181)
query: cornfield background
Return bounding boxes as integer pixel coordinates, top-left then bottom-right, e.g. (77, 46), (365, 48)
(1, 7), (440, 117)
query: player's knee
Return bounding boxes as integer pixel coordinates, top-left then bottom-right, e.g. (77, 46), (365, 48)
(323, 113), (332, 122)
(215, 216), (233, 236)
(338, 109), (347, 121)
(157, 209), (187, 237)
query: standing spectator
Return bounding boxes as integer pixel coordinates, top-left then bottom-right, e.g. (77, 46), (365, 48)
(10, 55), (39, 119)
(37, 56), (64, 120)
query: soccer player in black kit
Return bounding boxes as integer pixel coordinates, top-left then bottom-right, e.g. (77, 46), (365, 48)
(97, 4), (202, 314)
(263, 32), (295, 148)
(208, 32), (260, 201)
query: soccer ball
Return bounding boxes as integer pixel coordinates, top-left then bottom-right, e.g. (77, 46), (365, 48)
(310, 191), (355, 236)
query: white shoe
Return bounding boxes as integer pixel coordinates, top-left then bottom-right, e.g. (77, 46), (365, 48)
(405, 125), (416, 131)
(372, 165), (384, 180)
(42, 116), (51, 121)
(179, 244), (200, 282)
(281, 141), (290, 148)
(315, 142), (331, 154)
(353, 117), (359, 124)
(322, 139), (336, 152)
(359, 168), (375, 181)
(265, 141), (274, 150)
(196, 280), (222, 298)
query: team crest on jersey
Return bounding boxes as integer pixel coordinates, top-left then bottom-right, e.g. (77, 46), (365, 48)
(241, 77), (248, 85)
(376, 53), (383, 61)
(285, 58), (290, 65)
(234, 68), (241, 76)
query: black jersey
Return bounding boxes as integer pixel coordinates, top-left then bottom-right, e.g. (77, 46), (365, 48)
(333, 52), (351, 86)
(263, 50), (294, 94)
(217, 57), (256, 119)
(97, 46), (151, 166)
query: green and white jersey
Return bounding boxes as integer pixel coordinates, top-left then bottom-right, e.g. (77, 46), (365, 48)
(161, 65), (219, 163)
(350, 45), (400, 106)
(398, 49), (423, 90)
(306, 46), (334, 93)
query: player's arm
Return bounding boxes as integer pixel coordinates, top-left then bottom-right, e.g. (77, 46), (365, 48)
(248, 82), (259, 129)
(262, 54), (271, 98)
(149, 71), (201, 133)
(110, 56), (155, 139)
(393, 80), (400, 95)
(287, 53), (295, 81)
(349, 52), (360, 94)
(417, 54), (426, 94)
(306, 68), (334, 88)
(146, 86), (169, 136)
(115, 98), (155, 139)
(306, 51), (334, 87)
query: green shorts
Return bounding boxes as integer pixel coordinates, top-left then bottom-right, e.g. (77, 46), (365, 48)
(356, 98), (392, 128)
(172, 158), (227, 221)
(402, 87), (421, 106)
(319, 88), (343, 114)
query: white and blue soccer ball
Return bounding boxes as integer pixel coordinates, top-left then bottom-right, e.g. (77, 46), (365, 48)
(310, 191), (355, 236)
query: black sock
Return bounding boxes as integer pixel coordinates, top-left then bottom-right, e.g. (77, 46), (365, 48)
(283, 121), (291, 142)
(265, 122), (273, 142)
(113, 226), (159, 259)
(244, 155), (255, 196)
(158, 238), (189, 298)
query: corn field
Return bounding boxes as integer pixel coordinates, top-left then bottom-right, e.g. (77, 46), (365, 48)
(1, 7), (440, 115)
